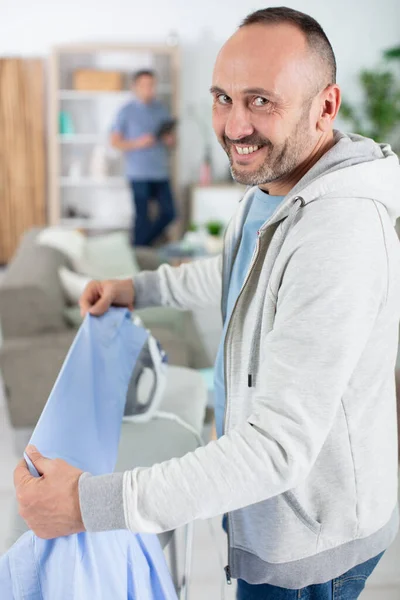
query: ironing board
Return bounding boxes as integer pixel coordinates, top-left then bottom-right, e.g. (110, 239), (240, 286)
(116, 365), (207, 598)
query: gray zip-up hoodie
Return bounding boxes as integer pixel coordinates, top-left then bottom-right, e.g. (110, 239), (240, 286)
(80, 131), (400, 589)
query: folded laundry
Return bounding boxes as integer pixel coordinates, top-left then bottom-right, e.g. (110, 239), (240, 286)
(0, 308), (177, 600)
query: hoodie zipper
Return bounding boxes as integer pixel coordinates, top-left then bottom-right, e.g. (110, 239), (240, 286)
(222, 231), (262, 583)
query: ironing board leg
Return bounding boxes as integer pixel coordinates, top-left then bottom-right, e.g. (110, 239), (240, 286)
(179, 521), (194, 600)
(168, 531), (180, 592)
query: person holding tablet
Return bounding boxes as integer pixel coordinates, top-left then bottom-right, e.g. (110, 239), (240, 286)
(111, 70), (177, 246)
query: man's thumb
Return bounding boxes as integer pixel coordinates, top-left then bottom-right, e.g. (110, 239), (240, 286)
(25, 445), (51, 475)
(88, 292), (112, 316)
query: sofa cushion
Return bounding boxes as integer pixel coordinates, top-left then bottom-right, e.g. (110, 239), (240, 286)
(59, 268), (91, 305)
(40, 228), (140, 280)
(37, 228), (86, 269)
(83, 232), (140, 278)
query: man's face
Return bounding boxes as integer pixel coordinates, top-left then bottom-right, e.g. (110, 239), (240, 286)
(134, 75), (156, 103)
(211, 24), (322, 187)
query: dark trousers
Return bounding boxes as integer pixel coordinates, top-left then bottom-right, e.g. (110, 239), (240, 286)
(129, 180), (176, 246)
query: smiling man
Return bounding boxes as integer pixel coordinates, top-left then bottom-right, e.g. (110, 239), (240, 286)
(14, 7), (400, 600)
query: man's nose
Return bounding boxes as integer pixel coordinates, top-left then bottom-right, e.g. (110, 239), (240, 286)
(225, 106), (254, 141)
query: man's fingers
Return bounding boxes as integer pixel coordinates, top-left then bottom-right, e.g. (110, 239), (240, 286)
(79, 296), (92, 317)
(25, 445), (51, 476)
(14, 458), (33, 489)
(88, 293), (112, 316)
(79, 282), (100, 317)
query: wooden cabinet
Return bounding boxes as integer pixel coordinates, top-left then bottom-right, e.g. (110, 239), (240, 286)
(0, 58), (46, 264)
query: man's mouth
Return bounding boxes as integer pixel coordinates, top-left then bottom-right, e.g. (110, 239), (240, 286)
(234, 144), (262, 155)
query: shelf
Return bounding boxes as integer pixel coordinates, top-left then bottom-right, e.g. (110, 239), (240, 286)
(58, 135), (108, 144)
(60, 177), (126, 187)
(59, 85), (171, 100)
(60, 218), (130, 230)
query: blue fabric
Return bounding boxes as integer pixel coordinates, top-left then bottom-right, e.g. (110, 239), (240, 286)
(112, 100), (171, 180)
(130, 180), (176, 246)
(0, 308), (177, 600)
(236, 552), (384, 599)
(214, 190), (285, 438)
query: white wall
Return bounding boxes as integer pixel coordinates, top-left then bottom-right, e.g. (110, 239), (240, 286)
(1, 0), (399, 185)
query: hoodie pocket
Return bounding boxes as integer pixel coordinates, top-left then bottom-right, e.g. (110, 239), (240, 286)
(282, 491), (321, 535)
(231, 491), (323, 563)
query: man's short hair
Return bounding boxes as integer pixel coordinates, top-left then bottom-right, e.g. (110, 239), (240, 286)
(132, 69), (156, 83)
(240, 6), (336, 86)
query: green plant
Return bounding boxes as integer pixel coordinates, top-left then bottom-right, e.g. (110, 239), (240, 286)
(205, 220), (224, 237)
(340, 47), (400, 148)
(187, 222), (198, 232)
(384, 46), (400, 60)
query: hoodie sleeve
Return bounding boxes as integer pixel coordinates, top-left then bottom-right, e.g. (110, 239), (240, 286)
(133, 254), (222, 311)
(80, 199), (389, 534)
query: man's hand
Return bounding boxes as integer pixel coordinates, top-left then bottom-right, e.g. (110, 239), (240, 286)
(14, 446), (85, 539)
(110, 132), (155, 152)
(161, 132), (176, 148)
(133, 133), (156, 149)
(79, 279), (135, 317)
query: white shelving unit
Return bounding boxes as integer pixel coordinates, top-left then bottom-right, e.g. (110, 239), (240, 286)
(48, 44), (180, 229)
(59, 176), (126, 186)
(58, 85), (171, 99)
(58, 135), (108, 144)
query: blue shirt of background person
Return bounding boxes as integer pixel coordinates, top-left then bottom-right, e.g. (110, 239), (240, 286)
(112, 96), (171, 180)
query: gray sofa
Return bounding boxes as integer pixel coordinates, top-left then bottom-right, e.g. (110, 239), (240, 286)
(0, 228), (211, 430)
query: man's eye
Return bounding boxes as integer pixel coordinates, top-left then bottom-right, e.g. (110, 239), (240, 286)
(253, 96), (269, 107)
(216, 94), (231, 105)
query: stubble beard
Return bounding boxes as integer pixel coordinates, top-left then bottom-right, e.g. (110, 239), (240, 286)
(224, 113), (313, 187)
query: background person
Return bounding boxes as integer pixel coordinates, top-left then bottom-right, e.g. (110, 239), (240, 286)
(110, 69), (176, 246)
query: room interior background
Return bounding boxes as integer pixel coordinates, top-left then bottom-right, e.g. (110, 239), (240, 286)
(1, 4), (400, 597)
(0, 0), (399, 262)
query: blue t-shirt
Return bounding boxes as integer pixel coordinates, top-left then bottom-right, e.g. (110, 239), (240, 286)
(112, 99), (171, 181)
(214, 189), (285, 438)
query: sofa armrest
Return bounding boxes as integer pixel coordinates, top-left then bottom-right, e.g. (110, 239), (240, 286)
(0, 329), (77, 428)
(0, 229), (70, 339)
(134, 246), (163, 271)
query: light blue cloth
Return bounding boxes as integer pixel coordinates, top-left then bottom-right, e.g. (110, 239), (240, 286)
(0, 308), (177, 600)
(214, 190), (285, 437)
(112, 99), (171, 181)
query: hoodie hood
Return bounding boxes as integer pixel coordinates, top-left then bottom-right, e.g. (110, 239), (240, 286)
(292, 131), (400, 223)
(241, 131), (400, 225)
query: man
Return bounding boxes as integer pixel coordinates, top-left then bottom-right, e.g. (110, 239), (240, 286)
(110, 69), (176, 246)
(15, 7), (400, 599)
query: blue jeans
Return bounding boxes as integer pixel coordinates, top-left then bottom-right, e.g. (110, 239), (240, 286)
(236, 552), (384, 600)
(129, 180), (176, 246)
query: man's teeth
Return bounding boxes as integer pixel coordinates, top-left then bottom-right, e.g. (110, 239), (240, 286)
(235, 145), (260, 155)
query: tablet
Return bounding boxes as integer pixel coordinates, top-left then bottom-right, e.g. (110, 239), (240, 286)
(157, 119), (177, 138)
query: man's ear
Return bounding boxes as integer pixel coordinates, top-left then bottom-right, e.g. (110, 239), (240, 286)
(317, 85), (341, 132)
